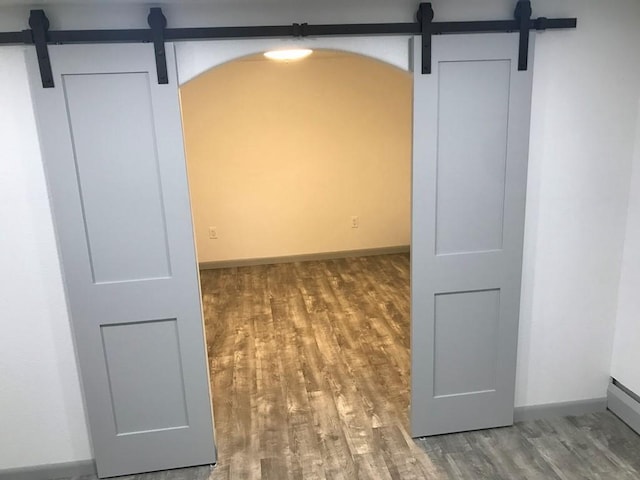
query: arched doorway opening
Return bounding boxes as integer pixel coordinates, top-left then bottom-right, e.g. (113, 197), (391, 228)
(179, 48), (414, 476)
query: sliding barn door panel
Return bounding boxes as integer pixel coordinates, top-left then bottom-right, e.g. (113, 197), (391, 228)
(411, 34), (533, 437)
(27, 44), (215, 478)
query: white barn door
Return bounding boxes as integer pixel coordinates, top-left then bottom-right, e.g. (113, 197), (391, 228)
(411, 33), (534, 436)
(27, 44), (216, 478)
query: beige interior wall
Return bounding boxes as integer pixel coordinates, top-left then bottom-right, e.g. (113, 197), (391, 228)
(180, 50), (412, 264)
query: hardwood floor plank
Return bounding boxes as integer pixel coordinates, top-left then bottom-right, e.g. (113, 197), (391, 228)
(309, 390), (359, 480)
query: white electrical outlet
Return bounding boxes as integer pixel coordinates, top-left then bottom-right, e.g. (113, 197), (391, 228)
(209, 226), (218, 239)
(351, 216), (359, 228)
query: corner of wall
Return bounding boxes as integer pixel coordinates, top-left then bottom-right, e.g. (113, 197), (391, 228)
(609, 95), (640, 395)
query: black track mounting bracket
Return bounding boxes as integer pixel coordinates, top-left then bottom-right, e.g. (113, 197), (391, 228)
(514, 0), (533, 71)
(148, 7), (168, 84)
(29, 10), (54, 88)
(416, 2), (434, 74)
(292, 23), (308, 37)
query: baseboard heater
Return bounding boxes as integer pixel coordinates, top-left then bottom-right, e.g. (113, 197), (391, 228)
(608, 378), (640, 435)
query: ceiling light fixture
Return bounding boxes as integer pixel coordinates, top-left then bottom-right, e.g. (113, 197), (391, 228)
(263, 48), (313, 61)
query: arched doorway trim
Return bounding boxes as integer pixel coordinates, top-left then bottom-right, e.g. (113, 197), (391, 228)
(176, 36), (411, 85)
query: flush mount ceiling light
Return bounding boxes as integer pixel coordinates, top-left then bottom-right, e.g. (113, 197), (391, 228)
(263, 48), (313, 61)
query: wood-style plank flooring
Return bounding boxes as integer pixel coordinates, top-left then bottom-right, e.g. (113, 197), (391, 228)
(201, 254), (415, 480)
(62, 254), (640, 480)
(199, 254), (640, 480)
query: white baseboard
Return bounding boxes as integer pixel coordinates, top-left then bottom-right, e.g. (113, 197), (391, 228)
(0, 459), (96, 480)
(608, 379), (640, 435)
(514, 397), (607, 423)
(199, 245), (410, 270)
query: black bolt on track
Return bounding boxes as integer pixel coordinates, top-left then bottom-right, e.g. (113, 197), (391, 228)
(0, 2), (577, 88)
